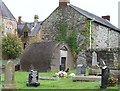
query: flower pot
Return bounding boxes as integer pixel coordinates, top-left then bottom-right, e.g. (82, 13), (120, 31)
(108, 82), (116, 87)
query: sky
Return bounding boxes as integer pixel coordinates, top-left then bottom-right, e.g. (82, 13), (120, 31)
(2, 0), (120, 27)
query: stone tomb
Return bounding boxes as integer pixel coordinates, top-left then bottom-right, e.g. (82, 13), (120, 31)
(4, 60), (16, 89)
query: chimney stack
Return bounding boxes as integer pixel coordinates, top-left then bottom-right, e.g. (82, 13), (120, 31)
(18, 16), (22, 24)
(34, 15), (39, 23)
(59, 0), (70, 8)
(102, 15), (110, 21)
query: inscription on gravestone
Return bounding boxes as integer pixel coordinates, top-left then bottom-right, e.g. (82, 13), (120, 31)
(4, 60), (16, 89)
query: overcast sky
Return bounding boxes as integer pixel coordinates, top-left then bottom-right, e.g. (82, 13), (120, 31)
(2, 0), (120, 27)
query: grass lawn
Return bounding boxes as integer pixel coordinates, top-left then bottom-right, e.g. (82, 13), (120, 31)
(1, 70), (120, 90)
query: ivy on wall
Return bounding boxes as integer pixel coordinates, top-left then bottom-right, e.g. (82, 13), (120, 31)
(55, 19), (93, 64)
(55, 22), (67, 42)
(81, 19), (94, 49)
(55, 21), (79, 64)
(81, 19), (90, 48)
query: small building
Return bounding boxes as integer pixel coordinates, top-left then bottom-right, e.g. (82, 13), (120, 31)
(20, 41), (73, 72)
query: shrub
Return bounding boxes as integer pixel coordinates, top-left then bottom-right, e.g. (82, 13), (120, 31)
(2, 33), (23, 59)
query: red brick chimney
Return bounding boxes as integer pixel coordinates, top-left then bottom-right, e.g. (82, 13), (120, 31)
(18, 16), (22, 24)
(102, 15), (110, 21)
(59, 0), (70, 8)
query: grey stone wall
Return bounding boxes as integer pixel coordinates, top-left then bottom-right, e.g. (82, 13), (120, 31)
(92, 23), (120, 49)
(42, 6), (87, 45)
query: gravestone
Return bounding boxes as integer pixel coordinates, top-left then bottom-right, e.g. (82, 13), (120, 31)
(77, 64), (86, 75)
(0, 62), (2, 89)
(92, 51), (97, 66)
(100, 66), (110, 89)
(4, 60), (16, 89)
(81, 65), (86, 74)
(26, 70), (40, 87)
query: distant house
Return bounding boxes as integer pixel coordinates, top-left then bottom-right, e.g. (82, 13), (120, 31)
(0, 2), (17, 36)
(20, 41), (73, 72)
(0, 2), (17, 59)
(40, 0), (120, 67)
(17, 15), (42, 48)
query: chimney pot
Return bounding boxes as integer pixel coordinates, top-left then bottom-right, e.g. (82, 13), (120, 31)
(18, 16), (22, 24)
(102, 15), (110, 21)
(34, 15), (39, 23)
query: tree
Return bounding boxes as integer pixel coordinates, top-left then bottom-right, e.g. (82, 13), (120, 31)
(27, 35), (42, 46)
(2, 33), (23, 59)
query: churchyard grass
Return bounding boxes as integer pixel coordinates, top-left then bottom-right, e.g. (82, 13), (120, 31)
(1, 71), (119, 89)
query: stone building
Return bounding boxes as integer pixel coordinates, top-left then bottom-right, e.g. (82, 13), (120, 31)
(0, 2), (17, 36)
(17, 15), (42, 48)
(41, 0), (120, 67)
(20, 41), (73, 72)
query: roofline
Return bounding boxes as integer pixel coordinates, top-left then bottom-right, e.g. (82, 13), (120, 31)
(41, 4), (120, 33)
(41, 7), (59, 25)
(69, 5), (120, 32)
(87, 18), (120, 33)
(2, 2), (16, 20)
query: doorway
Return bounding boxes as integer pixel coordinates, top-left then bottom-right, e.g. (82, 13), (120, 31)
(60, 57), (66, 71)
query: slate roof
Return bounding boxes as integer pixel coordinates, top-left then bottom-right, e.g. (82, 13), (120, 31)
(70, 5), (120, 32)
(1, 2), (16, 20)
(17, 21), (42, 37)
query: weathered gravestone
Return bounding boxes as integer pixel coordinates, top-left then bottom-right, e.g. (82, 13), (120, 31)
(4, 60), (16, 89)
(92, 51), (98, 66)
(0, 62), (2, 90)
(26, 70), (40, 87)
(77, 64), (86, 75)
(100, 66), (110, 89)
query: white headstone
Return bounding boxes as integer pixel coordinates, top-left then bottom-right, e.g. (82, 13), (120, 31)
(92, 51), (98, 66)
(4, 60), (16, 89)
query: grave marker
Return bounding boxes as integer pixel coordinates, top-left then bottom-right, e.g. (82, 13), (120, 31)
(77, 64), (86, 75)
(26, 70), (40, 87)
(100, 66), (110, 89)
(4, 60), (16, 89)
(92, 51), (97, 66)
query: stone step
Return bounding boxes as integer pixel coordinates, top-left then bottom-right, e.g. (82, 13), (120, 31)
(39, 76), (60, 80)
(72, 75), (101, 82)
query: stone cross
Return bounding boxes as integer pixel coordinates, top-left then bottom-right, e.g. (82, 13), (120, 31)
(92, 51), (98, 66)
(4, 60), (16, 89)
